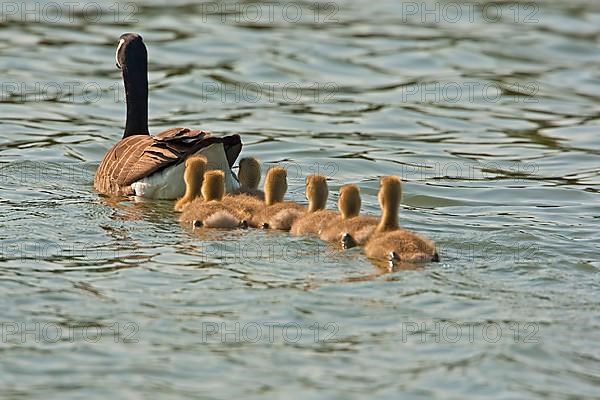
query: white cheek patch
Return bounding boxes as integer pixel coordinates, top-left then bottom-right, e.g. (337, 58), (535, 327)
(115, 38), (125, 68)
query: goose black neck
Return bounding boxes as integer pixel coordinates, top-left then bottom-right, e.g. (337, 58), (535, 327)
(122, 62), (149, 138)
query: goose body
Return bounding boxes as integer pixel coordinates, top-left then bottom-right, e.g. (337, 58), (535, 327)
(126, 136), (239, 199)
(94, 33), (241, 199)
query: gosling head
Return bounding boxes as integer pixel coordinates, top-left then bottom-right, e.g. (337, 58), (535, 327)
(174, 156), (207, 211)
(202, 170), (225, 201)
(238, 157), (261, 190)
(338, 184), (361, 219)
(184, 156), (207, 192)
(305, 175), (328, 212)
(377, 176), (402, 230)
(378, 176), (402, 211)
(264, 167), (287, 206)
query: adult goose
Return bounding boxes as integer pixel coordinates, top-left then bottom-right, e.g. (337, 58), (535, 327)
(94, 33), (242, 198)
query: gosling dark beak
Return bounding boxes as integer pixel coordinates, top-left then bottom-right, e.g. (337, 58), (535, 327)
(192, 220), (203, 230)
(341, 233), (357, 250)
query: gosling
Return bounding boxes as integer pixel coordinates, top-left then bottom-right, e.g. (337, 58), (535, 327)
(319, 184), (378, 248)
(251, 167), (304, 230)
(363, 176), (438, 268)
(179, 170), (245, 229)
(291, 178), (349, 236)
(231, 156), (264, 199)
(221, 156), (265, 226)
(174, 156), (207, 212)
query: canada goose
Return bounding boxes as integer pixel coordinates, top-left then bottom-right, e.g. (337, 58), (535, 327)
(289, 175), (332, 235)
(179, 170), (245, 229)
(251, 167), (304, 230)
(363, 177), (438, 267)
(174, 156), (207, 212)
(221, 156), (265, 227)
(319, 185), (378, 248)
(94, 33), (242, 198)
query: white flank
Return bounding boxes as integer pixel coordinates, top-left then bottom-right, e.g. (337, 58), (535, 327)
(131, 143), (240, 199)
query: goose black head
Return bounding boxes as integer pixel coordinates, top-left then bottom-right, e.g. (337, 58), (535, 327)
(115, 33), (147, 71)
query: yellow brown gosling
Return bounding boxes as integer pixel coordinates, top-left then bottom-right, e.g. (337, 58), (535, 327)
(289, 175), (332, 236)
(251, 167), (304, 230)
(295, 183), (362, 237)
(174, 156), (208, 212)
(232, 157), (264, 199)
(275, 174), (328, 233)
(221, 156), (265, 227)
(320, 184), (378, 248)
(363, 176), (438, 269)
(179, 170), (245, 229)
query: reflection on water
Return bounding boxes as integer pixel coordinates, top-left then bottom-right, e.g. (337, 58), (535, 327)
(1, 0), (600, 398)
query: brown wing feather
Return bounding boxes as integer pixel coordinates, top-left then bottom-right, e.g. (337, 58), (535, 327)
(94, 128), (242, 196)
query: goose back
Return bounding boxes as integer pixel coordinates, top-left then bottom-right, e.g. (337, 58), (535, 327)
(94, 128), (242, 197)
